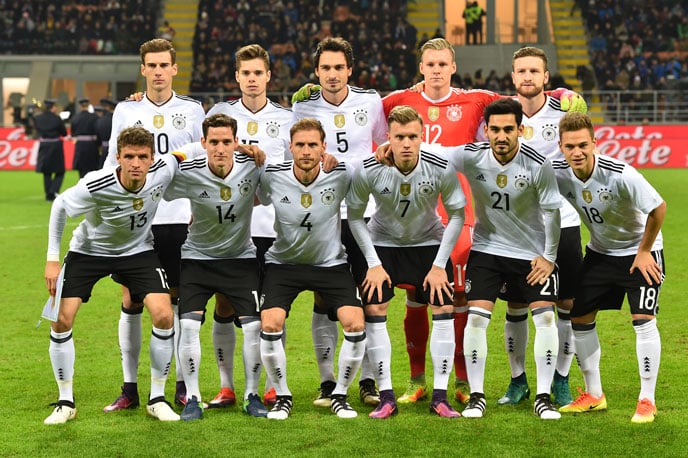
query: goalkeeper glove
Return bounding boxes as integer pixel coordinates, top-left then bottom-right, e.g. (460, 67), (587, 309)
(291, 83), (321, 104)
(551, 88), (588, 113)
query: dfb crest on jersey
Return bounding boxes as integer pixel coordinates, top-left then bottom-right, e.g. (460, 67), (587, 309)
(151, 186), (163, 202)
(239, 180), (252, 196)
(132, 198), (144, 211)
(247, 121), (259, 136)
(153, 115), (164, 129)
(172, 114), (186, 130)
(220, 186), (232, 201)
(522, 125), (534, 140)
(399, 183), (411, 196)
(266, 121), (279, 138)
(334, 114), (346, 128)
(597, 187), (613, 204)
(354, 109), (368, 126)
(514, 175), (529, 191)
(446, 105), (462, 122)
(496, 174), (508, 189)
(428, 106), (440, 121)
(582, 189), (593, 203)
(301, 193), (312, 208)
(320, 188), (336, 205)
(418, 181), (434, 195)
(542, 125), (557, 141)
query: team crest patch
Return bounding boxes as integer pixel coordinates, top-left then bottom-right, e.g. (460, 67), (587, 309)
(496, 174), (508, 189)
(266, 121), (279, 138)
(400, 183), (411, 196)
(320, 188), (336, 205)
(465, 279), (471, 294)
(172, 114), (186, 130)
(597, 187), (613, 203)
(220, 186), (232, 201)
(354, 109), (368, 126)
(446, 105), (462, 122)
(428, 106), (440, 121)
(582, 189), (592, 203)
(522, 125), (534, 140)
(301, 193), (312, 208)
(132, 198), (144, 211)
(239, 180), (252, 196)
(334, 114), (346, 128)
(418, 181), (434, 195)
(542, 125), (557, 141)
(153, 115), (164, 129)
(151, 186), (163, 201)
(514, 174), (529, 191)
(247, 121), (259, 136)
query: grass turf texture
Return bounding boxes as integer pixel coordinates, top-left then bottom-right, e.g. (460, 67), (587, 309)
(0, 169), (686, 457)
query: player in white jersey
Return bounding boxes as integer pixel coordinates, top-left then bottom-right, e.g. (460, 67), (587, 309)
(257, 118), (366, 420)
(490, 47), (583, 407)
(43, 127), (183, 425)
(205, 44), (293, 407)
(554, 113), (665, 424)
(443, 99), (563, 420)
(162, 114), (268, 420)
(291, 37), (385, 407)
(103, 38), (206, 413)
(347, 106), (466, 419)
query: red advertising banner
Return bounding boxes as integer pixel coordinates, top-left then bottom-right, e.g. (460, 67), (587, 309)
(0, 127), (75, 171)
(1, 125), (688, 170)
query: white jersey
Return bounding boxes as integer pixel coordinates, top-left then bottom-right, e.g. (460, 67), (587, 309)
(553, 154), (664, 256)
(257, 162), (351, 267)
(447, 142), (562, 261)
(348, 149), (466, 247)
(52, 154), (179, 257)
(520, 96), (580, 228)
(207, 98), (293, 238)
(164, 153), (260, 260)
(292, 85), (386, 218)
(105, 92), (205, 225)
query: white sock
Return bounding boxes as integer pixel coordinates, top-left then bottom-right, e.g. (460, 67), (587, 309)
(634, 319), (661, 403)
(49, 329), (75, 402)
(312, 310), (338, 383)
(359, 352), (375, 382)
(464, 307), (491, 394)
(240, 318), (262, 398)
(263, 325), (285, 393)
(504, 306), (529, 378)
(179, 318), (202, 402)
(119, 307), (142, 384)
(149, 326), (174, 400)
(260, 330), (291, 396)
(556, 307), (575, 376)
(333, 331), (366, 395)
(573, 323), (603, 397)
(365, 318), (393, 391)
(532, 307), (558, 395)
(430, 314), (455, 390)
(213, 316), (236, 390)
(173, 303), (184, 383)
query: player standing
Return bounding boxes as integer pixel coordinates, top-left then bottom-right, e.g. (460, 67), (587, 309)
(103, 38), (205, 411)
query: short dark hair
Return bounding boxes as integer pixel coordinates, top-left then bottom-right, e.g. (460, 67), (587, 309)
(202, 113), (238, 138)
(314, 37), (354, 68)
(290, 118), (326, 142)
(140, 38), (176, 65)
(235, 44), (270, 72)
(117, 127), (154, 157)
(512, 46), (548, 71)
(484, 98), (523, 126)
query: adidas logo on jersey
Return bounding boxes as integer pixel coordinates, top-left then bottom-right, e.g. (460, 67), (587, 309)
(380, 187), (391, 195)
(133, 120), (143, 127)
(111, 205), (123, 212)
(280, 196), (291, 204)
(199, 190), (210, 199)
(566, 192), (575, 199)
(475, 173), (486, 182)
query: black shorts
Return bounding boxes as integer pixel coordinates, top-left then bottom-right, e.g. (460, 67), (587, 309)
(62, 251), (169, 303)
(152, 223), (188, 288)
(261, 263), (362, 319)
(252, 236), (275, 282)
(572, 248), (664, 318)
(367, 245), (454, 306)
(178, 258), (261, 317)
(465, 251), (558, 304)
(342, 219), (368, 285)
(499, 226), (582, 302)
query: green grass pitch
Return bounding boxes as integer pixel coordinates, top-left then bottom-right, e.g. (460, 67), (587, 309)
(0, 169), (686, 457)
